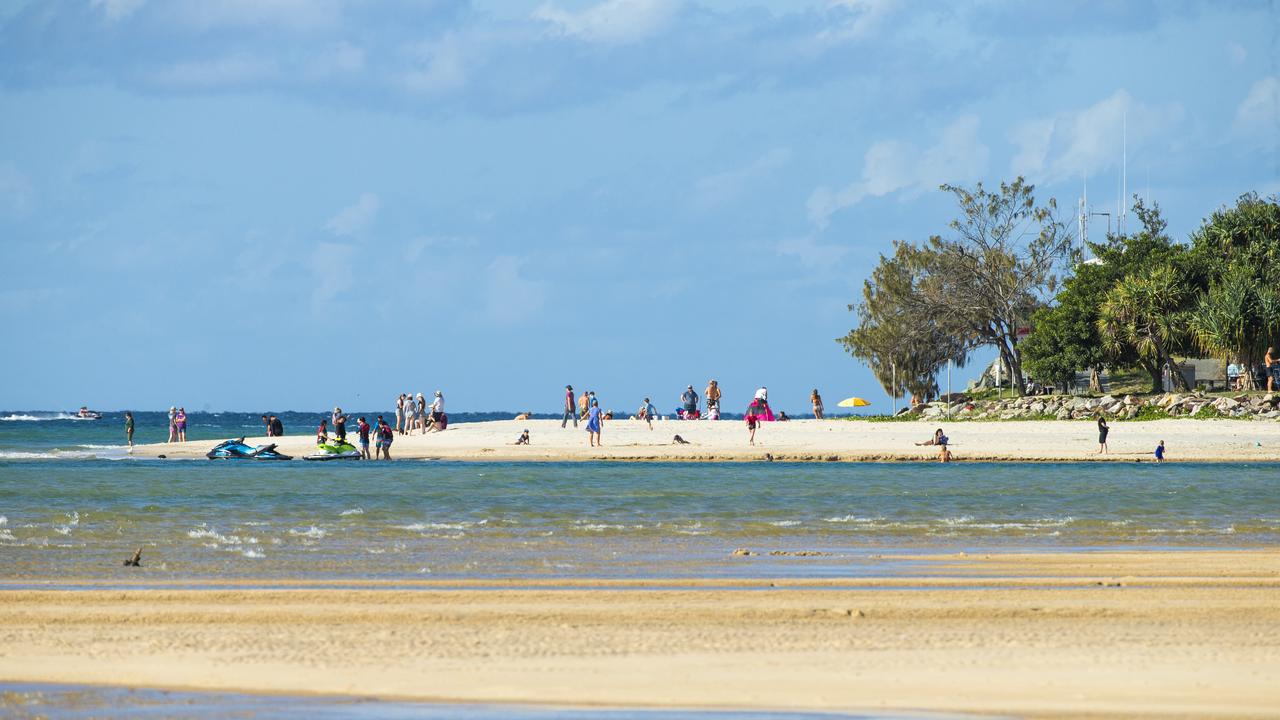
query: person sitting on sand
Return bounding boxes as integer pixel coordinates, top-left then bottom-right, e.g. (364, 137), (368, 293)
(515, 429), (531, 445)
(316, 419), (329, 445)
(777, 411), (790, 422)
(915, 428), (947, 447)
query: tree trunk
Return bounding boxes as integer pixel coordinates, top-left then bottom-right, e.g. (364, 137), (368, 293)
(1089, 366), (1102, 394)
(1142, 360), (1162, 394)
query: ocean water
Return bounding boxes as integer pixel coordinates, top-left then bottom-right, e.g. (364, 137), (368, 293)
(1, 410), (1278, 581)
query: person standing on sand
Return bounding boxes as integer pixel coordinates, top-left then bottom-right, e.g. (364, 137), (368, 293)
(585, 399), (604, 447)
(356, 417), (371, 460)
(394, 394), (405, 435)
(167, 406), (177, 443)
(745, 396), (764, 445)
(562, 385), (577, 428)
(1268, 347), (1278, 392)
(705, 380), (721, 417)
(1154, 440), (1166, 463)
(811, 389), (824, 419)
(638, 397), (657, 429)
(1097, 416), (1109, 454)
(333, 408), (348, 442)
(681, 385), (700, 418)
(415, 393), (426, 434)
(262, 414), (273, 436)
(316, 418), (329, 445)
(174, 407), (187, 443)
(124, 412), (134, 450)
(270, 414), (284, 437)
(578, 390), (590, 420)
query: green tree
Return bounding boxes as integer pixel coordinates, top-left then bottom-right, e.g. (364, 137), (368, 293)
(838, 240), (967, 401)
(1188, 262), (1280, 389)
(1097, 265), (1192, 391)
(1021, 199), (1183, 393)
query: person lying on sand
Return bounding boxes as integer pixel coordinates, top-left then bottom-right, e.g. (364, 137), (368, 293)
(514, 429), (531, 445)
(915, 428), (948, 446)
(514, 411), (531, 420)
(673, 434), (690, 445)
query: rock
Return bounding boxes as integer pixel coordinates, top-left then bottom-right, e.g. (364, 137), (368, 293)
(1055, 408), (1072, 420)
(1099, 395), (1116, 406)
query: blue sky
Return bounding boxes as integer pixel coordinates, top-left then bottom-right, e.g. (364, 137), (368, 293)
(0, 0), (1276, 413)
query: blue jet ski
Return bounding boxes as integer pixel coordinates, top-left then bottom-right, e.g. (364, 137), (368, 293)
(206, 438), (292, 461)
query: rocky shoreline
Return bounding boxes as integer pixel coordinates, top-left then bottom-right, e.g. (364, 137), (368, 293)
(907, 391), (1280, 421)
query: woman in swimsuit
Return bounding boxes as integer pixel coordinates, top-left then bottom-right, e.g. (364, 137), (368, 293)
(811, 389), (824, 419)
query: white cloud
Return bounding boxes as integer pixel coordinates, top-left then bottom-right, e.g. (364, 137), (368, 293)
(151, 52), (279, 89)
(534, 0), (680, 45)
(167, 0), (345, 32)
(308, 241), (356, 311)
(1235, 77), (1279, 149)
(693, 148), (791, 209)
(807, 114), (988, 228)
(324, 193), (380, 238)
(1008, 90), (1180, 183)
(481, 255), (547, 324)
(0, 163), (33, 216)
(90, 0), (146, 23)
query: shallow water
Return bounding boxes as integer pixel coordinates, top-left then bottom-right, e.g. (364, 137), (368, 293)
(2, 448), (1278, 579)
(0, 683), (987, 720)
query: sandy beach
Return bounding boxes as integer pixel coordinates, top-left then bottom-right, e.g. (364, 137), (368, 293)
(133, 417), (1280, 462)
(2, 551), (1278, 718)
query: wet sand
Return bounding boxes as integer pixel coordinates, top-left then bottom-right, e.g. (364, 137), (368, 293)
(2, 551), (1278, 718)
(133, 417), (1280, 462)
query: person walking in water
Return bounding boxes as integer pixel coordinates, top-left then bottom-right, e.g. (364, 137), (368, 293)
(357, 416), (371, 460)
(562, 385), (577, 428)
(375, 416), (393, 460)
(585, 399), (604, 447)
(811, 389), (824, 419)
(124, 411), (134, 450)
(1097, 415), (1109, 454)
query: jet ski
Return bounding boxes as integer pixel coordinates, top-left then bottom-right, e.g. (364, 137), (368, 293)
(206, 438), (292, 460)
(76, 407), (102, 420)
(303, 438), (362, 461)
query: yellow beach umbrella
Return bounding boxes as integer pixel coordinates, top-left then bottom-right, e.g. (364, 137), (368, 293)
(837, 396), (871, 408)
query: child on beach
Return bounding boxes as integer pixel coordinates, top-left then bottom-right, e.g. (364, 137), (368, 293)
(638, 398), (657, 429)
(585, 399), (603, 447)
(1155, 440), (1165, 463)
(515, 429), (531, 445)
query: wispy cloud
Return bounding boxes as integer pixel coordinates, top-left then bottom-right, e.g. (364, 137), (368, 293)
(90, 0), (146, 23)
(534, 0), (681, 45)
(1008, 90), (1182, 183)
(1235, 77), (1279, 149)
(693, 148), (791, 209)
(807, 114), (988, 229)
(324, 193), (380, 238)
(150, 52), (279, 89)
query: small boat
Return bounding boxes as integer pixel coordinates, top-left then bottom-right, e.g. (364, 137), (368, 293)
(76, 407), (102, 420)
(206, 438), (292, 460)
(303, 439), (361, 461)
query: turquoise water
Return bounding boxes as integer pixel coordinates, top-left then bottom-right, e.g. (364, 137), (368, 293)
(1, 411), (1278, 580)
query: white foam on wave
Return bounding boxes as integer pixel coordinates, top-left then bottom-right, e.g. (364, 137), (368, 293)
(769, 520), (802, 527)
(240, 549), (265, 558)
(1, 413), (79, 422)
(340, 508), (364, 516)
(0, 515), (6, 526)
(393, 520), (480, 532)
(0, 529), (16, 542)
(289, 525), (327, 539)
(187, 523), (258, 546)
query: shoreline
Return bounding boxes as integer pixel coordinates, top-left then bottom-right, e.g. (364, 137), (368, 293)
(2, 551), (1277, 718)
(128, 417), (1280, 463)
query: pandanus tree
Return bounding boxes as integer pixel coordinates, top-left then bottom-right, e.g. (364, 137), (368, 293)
(1188, 263), (1280, 389)
(1097, 265), (1192, 392)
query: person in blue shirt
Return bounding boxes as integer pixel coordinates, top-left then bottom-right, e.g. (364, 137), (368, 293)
(1154, 440), (1165, 463)
(637, 397), (658, 430)
(585, 399), (604, 447)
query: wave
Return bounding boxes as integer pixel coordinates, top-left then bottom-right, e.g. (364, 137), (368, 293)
(1, 413), (81, 422)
